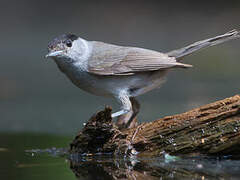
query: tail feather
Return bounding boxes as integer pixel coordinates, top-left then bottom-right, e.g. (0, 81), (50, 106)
(167, 29), (240, 59)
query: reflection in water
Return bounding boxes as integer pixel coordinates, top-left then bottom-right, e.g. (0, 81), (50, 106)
(2, 133), (240, 180)
(67, 154), (240, 180)
(26, 147), (240, 179)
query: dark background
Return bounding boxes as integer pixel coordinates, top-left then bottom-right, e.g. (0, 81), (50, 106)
(1, 0), (240, 134)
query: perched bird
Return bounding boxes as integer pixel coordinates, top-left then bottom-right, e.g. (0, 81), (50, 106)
(46, 30), (239, 128)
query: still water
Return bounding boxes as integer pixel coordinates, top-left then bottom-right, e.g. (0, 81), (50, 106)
(1, 133), (240, 180)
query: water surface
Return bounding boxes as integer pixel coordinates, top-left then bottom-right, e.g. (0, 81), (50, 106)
(1, 133), (240, 180)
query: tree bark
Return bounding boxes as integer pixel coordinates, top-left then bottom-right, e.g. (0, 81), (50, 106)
(70, 94), (240, 157)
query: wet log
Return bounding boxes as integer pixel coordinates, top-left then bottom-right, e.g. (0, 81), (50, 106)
(70, 94), (240, 157)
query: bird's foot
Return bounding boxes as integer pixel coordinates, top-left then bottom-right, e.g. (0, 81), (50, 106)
(111, 109), (130, 118)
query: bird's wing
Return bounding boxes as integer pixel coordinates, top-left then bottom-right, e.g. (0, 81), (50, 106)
(87, 41), (192, 75)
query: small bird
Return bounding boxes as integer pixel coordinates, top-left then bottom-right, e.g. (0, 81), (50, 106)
(46, 30), (239, 128)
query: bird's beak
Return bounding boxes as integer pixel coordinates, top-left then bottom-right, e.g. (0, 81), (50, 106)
(45, 50), (63, 58)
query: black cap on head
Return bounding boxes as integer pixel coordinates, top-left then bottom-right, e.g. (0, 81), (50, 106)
(48, 34), (78, 50)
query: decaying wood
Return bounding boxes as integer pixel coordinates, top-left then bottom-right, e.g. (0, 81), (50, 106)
(70, 95), (240, 157)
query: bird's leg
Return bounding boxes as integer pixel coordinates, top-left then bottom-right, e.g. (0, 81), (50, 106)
(125, 97), (140, 128)
(116, 97), (140, 129)
(111, 91), (132, 118)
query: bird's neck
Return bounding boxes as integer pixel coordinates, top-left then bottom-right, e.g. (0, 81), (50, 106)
(72, 38), (92, 71)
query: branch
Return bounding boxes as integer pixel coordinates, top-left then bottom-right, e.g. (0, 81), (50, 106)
(70, 95), (240, 157)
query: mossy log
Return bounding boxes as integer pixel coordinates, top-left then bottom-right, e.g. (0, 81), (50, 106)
(70, 95), (240, 157)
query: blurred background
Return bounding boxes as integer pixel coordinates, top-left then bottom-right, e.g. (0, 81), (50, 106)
(0, 0), (240, 135)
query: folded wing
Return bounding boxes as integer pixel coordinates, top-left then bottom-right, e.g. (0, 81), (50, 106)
(87, 41), (192, 75)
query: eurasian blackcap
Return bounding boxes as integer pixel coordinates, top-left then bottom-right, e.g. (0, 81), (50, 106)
(46, 30), (239, 127)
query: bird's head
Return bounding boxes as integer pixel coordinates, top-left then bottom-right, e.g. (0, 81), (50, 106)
(46, 34), (89, 63)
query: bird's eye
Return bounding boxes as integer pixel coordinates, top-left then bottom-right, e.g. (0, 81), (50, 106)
(66, 41), (72, 47)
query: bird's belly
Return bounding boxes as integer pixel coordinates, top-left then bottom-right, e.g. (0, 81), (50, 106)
(63, 66), (168, 97)
(65, 69), (113, 97)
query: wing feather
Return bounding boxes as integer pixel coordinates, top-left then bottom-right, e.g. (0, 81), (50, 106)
(87, 41), (192, 75)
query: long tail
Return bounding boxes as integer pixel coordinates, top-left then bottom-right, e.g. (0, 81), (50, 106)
(167, 29), (240, 59)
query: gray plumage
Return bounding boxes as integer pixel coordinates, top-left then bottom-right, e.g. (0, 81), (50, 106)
(87, 30), (239, 76)
(167, 29), (240, 58)
(46, 29), (240, 127)
(88, 42), (192, 75)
